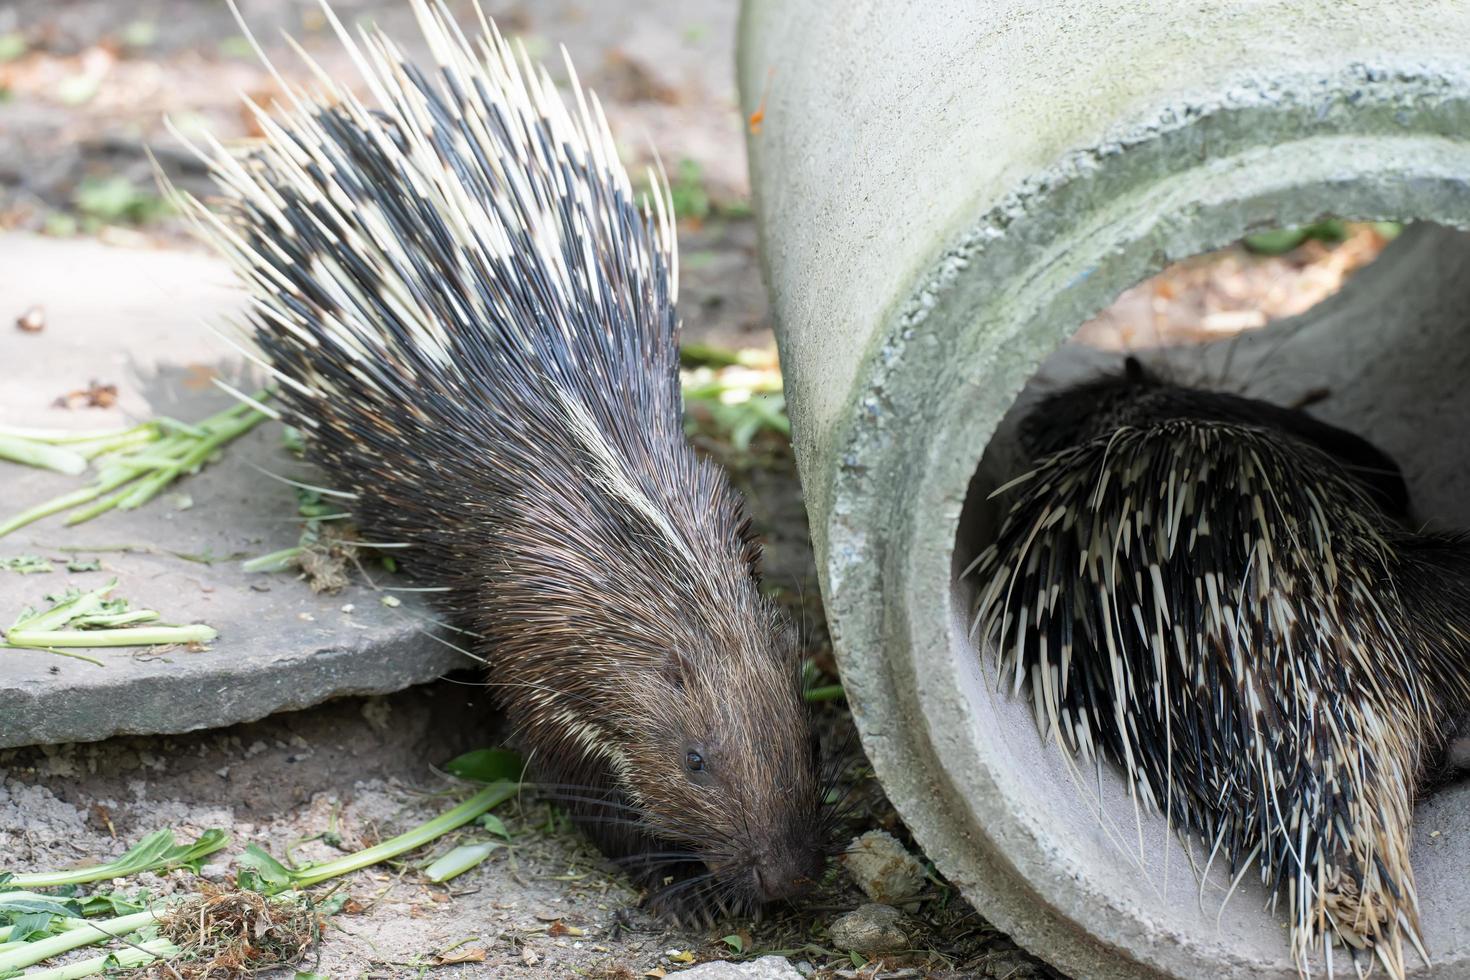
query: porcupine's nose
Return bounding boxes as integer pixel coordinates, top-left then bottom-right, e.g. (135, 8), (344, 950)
(752, 851), (817, 902)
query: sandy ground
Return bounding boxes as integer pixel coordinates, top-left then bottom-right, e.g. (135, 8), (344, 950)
(0, 1), (1401, 978)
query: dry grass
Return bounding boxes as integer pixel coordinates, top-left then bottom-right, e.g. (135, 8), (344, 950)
(145, 885), (320, 979)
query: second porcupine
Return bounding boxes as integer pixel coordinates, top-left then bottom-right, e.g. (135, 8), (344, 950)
(969, 359), (1470, 976)
(170, 2), (827, 913)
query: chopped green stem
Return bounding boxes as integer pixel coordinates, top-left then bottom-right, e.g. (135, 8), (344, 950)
(5, 624), (217, 648)
(21, 936), (180, 979)
(11, 580), (116, 632)
(6, 828), (228, 889)
(70, 425), (162, 460)
(61, 486), (135, 527)
(424, 842), (500, 883)
(155, 416), (208, 438)
(115, 467), (183, 510)
(242, 547), (304, 573)
(803, 684), (846, 703)
(0, 425), (137, 444)
(104, 453), (185, 471)
(69, 610), (160, 628)
(1, 472), (129, 538)
(0, 393), (273, 537)
(0, 908), (161, 973)
(279, 782), (517, 891)
(0, 437), (88, 476)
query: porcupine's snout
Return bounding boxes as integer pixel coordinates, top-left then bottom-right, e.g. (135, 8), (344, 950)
(750, 838), (824, 902)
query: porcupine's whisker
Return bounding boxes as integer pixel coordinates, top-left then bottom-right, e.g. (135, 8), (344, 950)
(610, 853), (704, 871)
(528, 793), (644, 817)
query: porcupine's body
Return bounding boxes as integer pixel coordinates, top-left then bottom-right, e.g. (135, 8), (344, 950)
(969, 361), (1470, 976)
(175, 1), (824, 913)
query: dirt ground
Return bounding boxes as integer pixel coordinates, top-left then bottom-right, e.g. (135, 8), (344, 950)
(0, 1), (1397, 978)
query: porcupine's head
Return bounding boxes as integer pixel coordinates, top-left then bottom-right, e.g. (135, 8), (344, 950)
(616, 582), (828, 915)
(497, 454), (831, 918)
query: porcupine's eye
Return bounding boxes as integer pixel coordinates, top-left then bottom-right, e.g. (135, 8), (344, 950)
(683, 745), (713, 785)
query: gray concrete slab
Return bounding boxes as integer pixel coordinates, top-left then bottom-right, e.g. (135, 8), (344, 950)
(0, 233), (463, 749)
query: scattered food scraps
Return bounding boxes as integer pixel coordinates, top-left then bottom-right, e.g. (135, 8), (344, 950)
(0, 394), (271, 538)
(1, 578), (218, 656)
(52, 379), (118, 410)
(0, 554), (55, 574)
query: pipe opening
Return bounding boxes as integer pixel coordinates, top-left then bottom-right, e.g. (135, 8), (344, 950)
(951, 220), (1470, 966)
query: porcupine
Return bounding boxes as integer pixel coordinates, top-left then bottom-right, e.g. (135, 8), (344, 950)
(967, 358), (1470, 976)
(167, 1), (827, 915)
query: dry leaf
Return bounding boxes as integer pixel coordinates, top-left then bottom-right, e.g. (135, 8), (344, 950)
(53, 379), (118, 409)
(182, 362), (220, 390)
(16, 305), (44, 333)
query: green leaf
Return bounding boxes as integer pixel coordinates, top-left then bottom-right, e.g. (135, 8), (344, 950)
(73, 891), (146, 918)
(236, 844), (294, 890)
(170, 828), (229, 872)
(1243, 219), (1346, 256)
(103, 829), (179, 876)
(314, 892), (350, 916)
(0, 555), (53, 575)
(850, 950), (868, 968)
(667, 159), (710, 220)
(72, 177), (168, 225)
(4, 912), (55, 942)
(1242, 227), (1308, 255)
(478, 813), (510, 839)
(720, 934), (744, 953)
(0, 895), (77, 919)
(442, 749), (524, 784)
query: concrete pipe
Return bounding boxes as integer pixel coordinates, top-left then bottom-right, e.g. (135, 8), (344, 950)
(738, 3), (1470, 978)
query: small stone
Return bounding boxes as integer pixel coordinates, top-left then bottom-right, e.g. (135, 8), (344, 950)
(520, 947), (539, 967)
(668, 955), (804, 978)
(199, 862), (230, 882)
(827, 903), (908, 954)
(838, 829), (925, 903)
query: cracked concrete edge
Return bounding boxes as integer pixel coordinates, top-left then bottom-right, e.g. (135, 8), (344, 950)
(0, 623), (465, 749)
